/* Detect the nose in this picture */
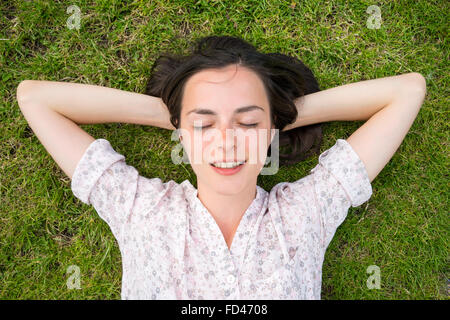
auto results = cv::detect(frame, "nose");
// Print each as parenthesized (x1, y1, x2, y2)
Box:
(217, 124, 237, 153)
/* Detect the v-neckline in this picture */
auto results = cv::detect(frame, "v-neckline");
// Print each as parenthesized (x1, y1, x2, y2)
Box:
(182, 180, 267, 271)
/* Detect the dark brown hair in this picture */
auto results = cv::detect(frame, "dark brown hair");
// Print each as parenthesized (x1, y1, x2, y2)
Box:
(145, 35, 323, 166)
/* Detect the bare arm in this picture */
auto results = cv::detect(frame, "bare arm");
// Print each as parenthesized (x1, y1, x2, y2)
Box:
(283, 72, 427, 183)
(16, 80, 175, 180)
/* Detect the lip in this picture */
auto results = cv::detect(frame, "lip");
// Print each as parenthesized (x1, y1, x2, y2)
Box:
(210, 160, 246, 164)
(210, 161, 246, 176)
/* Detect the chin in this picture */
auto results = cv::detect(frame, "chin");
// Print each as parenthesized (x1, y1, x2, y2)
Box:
(204, 176, 249, 195)
(214, 181, 247, 194)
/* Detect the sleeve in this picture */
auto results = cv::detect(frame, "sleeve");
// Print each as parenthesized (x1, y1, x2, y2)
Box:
(70, 138, 139, 244)
(309, 138, 373, 251)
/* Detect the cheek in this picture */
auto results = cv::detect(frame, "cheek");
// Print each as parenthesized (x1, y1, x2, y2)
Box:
(181, 133, 212, 167)
(244, 133, 271, 166)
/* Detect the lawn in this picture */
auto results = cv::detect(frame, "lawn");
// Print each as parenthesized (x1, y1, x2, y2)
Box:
(0, 0, 448, 299)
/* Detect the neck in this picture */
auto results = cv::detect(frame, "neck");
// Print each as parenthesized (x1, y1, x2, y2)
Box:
(196, 180, 257, 248)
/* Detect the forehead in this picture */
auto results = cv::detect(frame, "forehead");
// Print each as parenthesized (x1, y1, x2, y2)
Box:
(181, 65, 269, 116)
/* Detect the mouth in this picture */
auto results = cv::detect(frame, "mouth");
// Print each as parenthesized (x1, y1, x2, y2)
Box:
(209, 160, 246, 176)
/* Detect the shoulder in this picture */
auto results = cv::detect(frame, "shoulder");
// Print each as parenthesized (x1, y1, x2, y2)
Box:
(267, 138, 373, 224)
(70, 137, 187, 220)
(310, 138, 373, 207)
(265, 138, 373, 251)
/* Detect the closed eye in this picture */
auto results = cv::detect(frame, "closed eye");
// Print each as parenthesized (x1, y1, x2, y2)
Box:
(194, 123, 259, 130)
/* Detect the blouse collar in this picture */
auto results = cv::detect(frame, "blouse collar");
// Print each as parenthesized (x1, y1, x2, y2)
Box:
(180, 179, 269, 271)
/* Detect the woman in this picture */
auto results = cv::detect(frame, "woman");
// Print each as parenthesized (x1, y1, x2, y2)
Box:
(16, 35, 426, 299)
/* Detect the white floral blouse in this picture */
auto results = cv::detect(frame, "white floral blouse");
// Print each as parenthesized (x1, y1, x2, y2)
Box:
(71, 138, 372, 300)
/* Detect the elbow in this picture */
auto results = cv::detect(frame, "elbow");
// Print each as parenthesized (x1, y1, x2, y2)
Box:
(404, 72, 427, 97)
(394, 73, 427, 112)
(17, 80, 39, 108)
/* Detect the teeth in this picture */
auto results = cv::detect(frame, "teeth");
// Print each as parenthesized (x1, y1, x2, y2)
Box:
(212, 161, 245, 168)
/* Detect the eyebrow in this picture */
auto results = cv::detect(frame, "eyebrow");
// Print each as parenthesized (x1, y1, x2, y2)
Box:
(186, 105, 265, 116)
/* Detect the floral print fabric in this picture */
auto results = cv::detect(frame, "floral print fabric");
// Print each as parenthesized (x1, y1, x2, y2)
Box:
(71, 138, 372, 299)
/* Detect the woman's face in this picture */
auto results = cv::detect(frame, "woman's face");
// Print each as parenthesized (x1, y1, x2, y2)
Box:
(178, 64, 275, 195)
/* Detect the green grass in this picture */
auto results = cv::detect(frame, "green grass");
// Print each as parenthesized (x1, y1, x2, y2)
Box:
(0, 0, 448, 299)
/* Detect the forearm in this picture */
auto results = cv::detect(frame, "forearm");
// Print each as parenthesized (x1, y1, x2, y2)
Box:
(282, 72, 425, 131)
(17, 80, 175, 130)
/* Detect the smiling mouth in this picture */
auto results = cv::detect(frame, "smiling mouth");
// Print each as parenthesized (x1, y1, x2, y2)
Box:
(209, 160, 246, 175)
(210, 160, 246, 168)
